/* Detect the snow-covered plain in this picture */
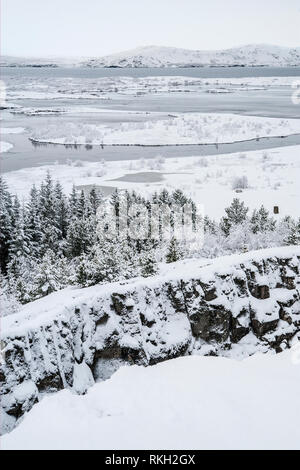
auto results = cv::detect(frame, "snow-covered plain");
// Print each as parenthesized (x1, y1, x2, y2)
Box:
(4, 145, 300, 220)
(32, 113, 300, 146)
(2, 351, 300, 450)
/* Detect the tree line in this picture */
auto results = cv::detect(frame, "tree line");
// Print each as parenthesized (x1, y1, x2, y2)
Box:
(0, 173, 299, 313)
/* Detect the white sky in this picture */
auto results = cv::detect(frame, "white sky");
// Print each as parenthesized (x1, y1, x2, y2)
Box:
(2, 0, 300, 57)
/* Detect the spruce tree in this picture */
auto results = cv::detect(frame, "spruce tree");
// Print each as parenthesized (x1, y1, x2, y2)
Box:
(166, 237, 182, 264)
(250, 205, 275, 234)
(0, 177, 14, 272)
(221, 199, 249, 236)
(140, 251, 158, 277)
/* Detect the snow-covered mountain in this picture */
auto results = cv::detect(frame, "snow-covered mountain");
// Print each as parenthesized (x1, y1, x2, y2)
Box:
(2, 44, 300, 68)
(84, 44, 300, 68)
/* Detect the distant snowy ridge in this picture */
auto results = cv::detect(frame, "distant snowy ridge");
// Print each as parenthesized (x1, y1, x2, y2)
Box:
(1, 246, 300, 434)
(2, 44, 300, 68)
(85, 44, 300, 68)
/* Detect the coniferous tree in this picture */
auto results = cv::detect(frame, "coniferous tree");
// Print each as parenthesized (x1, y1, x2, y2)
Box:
(250, 205, 275, 234)
(26, 185, 43, 257)
(284, 218, 300, 246)
(140, 251, 158, 277)
(220, 199, 249, 236)
(0, 177, 14, 272)
(166, 237, 183, 264)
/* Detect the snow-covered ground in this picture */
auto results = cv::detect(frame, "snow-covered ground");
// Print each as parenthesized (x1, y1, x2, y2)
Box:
(0, 141, 13, 153)
(2, 244, 299, 332)
(32, 113, 300, 146)
(2, 350, 300, 450)
(4, 145, 300, 220)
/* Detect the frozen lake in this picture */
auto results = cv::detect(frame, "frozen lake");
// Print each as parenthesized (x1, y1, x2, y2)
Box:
(1, 66, 300, 173)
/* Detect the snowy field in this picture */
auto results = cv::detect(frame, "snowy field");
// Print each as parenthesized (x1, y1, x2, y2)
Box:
(4, 144, 300, 220)
(2, 351, 300, 450)
(32, 113, 300, 146)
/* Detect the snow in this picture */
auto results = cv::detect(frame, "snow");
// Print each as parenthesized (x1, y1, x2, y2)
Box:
(13, 381, 38, 404)
(32, 113, 300, 146)
(0, 141, 13, 153)
(72, 362, 95, 395)
(4, 144, 300, 220)
(2, 351, 300, 450)
(1, 127, 25, 134)
(84, 44, 300, 68)
(5, 74, 298, 106)
(2, 245, 300, 338)
(2, 44, 300, 68)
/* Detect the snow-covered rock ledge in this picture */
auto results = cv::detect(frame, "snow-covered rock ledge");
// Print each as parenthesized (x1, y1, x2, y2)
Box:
(1, 246, 300, 433)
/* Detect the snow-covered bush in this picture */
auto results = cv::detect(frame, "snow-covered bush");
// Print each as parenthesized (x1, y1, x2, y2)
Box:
(231, 175, 249, 190)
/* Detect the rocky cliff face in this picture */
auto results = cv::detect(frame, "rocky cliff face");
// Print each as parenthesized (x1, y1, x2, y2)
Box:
(1, 247, 300, 433)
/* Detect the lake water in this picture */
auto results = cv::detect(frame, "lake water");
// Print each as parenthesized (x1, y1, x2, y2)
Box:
(1, 66, 300, 173)
(2, 66, 300, 79)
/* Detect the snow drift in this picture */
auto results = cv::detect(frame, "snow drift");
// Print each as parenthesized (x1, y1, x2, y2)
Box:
(2, 351, 300, 450)
(1, 246, 300, 435)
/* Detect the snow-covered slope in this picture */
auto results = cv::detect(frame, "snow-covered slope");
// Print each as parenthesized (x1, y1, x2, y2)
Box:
(84, 44, 300, 68)
(0, 56, 83, 68)
(1, 247, 300, 435)
(2, 351, 300, 450)
(2, 44, 300, 68)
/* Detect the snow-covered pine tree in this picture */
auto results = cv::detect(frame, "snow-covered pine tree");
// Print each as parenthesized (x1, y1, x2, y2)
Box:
(220, 198, 249, 236)
(284, 218, 300, 246)
(166, 237, 183, 264)
(54, 181, 69, 240)
(225, 198, 249, 225)
(74, 253, 92, 287)
(9, 197, 31, 261)
(0, 177, 14, 273)
(89, 187, 103, 215)
(33, 249, 69, 297)
(140, 251, 158, 277)
(250, 205, 276, 234)
(25, 184, 43, 258)
(38, 172, 61, 254)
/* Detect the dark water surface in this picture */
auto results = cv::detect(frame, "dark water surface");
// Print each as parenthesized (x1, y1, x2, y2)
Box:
(2, 66, 300, 79)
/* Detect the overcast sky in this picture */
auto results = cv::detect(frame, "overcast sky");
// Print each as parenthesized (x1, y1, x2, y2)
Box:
(2, 0, 300, 57)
